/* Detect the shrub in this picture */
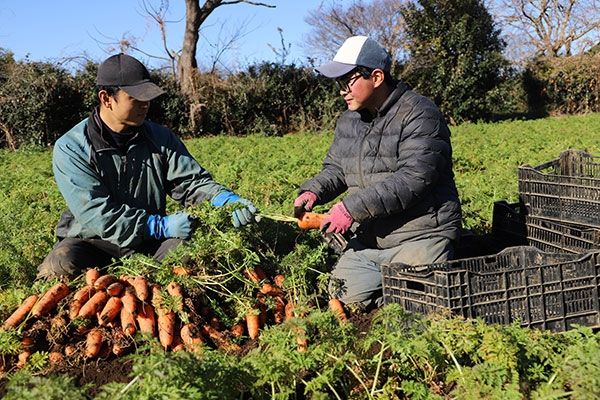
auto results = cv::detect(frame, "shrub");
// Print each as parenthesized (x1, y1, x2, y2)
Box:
(524, 54, 600, 116)
(0, 61, 84, 148)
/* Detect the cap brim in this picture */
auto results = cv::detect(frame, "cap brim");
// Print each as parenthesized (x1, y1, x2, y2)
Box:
(121, 82, 165, 101)
(316, 61, 356, 78)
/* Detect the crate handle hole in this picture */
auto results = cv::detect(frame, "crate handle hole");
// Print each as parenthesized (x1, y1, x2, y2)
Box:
(406, 280, 425, 292)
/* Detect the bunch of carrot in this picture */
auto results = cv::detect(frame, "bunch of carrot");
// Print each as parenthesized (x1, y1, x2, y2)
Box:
(1, 265, 348, 370)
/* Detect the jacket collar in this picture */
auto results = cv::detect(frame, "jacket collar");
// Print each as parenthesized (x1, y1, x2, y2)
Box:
(357, 80, 409, 122)
(86, 107, 145, 152)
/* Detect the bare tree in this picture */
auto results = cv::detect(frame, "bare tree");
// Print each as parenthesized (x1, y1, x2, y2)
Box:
(495, 0, 600, 58)
(303, 0, 407, 71)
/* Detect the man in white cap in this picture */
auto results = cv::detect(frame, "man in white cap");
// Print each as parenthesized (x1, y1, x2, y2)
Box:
(294, 36, 462, 310)
(38, 53, 257, 279)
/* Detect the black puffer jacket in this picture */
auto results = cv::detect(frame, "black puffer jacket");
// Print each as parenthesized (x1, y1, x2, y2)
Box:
(299, 81, 461, 249)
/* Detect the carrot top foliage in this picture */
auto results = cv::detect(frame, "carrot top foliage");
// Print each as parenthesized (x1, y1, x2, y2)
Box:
(0, 114, 599, 397)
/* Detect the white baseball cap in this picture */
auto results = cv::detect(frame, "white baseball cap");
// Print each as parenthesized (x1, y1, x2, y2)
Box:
(316, 36, 392, 78)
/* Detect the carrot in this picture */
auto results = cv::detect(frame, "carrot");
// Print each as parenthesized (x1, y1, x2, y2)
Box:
(166, 281, 183, 298)
(120, 307, 137, 336)
(273, 274, 285, 289)
(297, 212, 327, 230)
(157, 310, 176, 349)
(16, 351, 30, 368)
(93, 274, 117, 291)
(245, 309, 261, 340)
(172, 266, 191, 276)
(243, 266, 267, 284)
(171, 336, 185, 352)
(137, 303, 156, 336)
(85, 268, 101, 286)
(121, 290, 138, 315)
(106, 282, 125, 297)
(48, 351, 64, 365)
(273, 296, 286, 324)
(2, 294, 38, 329)
(98, 296, 122, 326)
(31, 282, 70, 317)
(21, 336, 34, 351)
(285, 300, 295, 321)
(328, 298, 347, 322)
(78, 291, 109, 319)
(200, 324, 240, 353)
(85, 328, 103, 358)
(260, 283, 283, 297)
(112, 330, 132, 357)
(69, 286, 96, 320)
(131, 276, 149, 302)
(180, 323, 203, 351)
(296, 327, 308, 352)
(230, 323, 245, 338)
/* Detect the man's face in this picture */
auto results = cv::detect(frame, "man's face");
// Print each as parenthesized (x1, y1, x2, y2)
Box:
(100, 89, 150, 132)
(336, 69, 374, 112)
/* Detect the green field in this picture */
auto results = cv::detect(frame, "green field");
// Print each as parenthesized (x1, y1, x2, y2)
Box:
(0, 114, 599, 398)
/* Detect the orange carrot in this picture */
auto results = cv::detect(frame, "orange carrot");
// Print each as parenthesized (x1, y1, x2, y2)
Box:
(245, 309, 261, 340)
(69, 286, 96, 320)
(328, 298, 347, 322)
(131, 276, 149, 302)
(230, 323, 245, 337)
(48, 351, 64, 365)
(171, 336, 185, 352)
(93, 274, 117, 291)
(78, 291, 109, 319)
(157, 310, 176, 349)
(112, 330, 131, 357)
(85, 268, 100, 286)
(98, 296, 122, 326)
(273, 274, 285, 289)
(200, 324, 240, 353)
(64, 344, 77, 357)
(85, 328, 103, 358)
(166, 281, 183, 298)
(273, 296, 286, 324)
(180, 323, 204, 351)
(121, 290, 138, 315)
(260, 283, 283, 297)
(244, 266, 267, 284)
(31, 282, 70, 317)
(172, 266, 191, 276)
(21, 336, 34, 351)
(120, 307, 137, 336)
(137, 303, 156, 336)
(297, 212, 327, 230)
(2, 294, 38, 329)
(106, 282, 124, 297)
(16, 351, 30, 368)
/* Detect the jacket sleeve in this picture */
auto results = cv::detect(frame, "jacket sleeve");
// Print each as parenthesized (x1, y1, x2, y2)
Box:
(343, 98, 451, 222)
(53, 136, 150, 248)
(298, 126, 348, 204)
(160, 129, 227, 206)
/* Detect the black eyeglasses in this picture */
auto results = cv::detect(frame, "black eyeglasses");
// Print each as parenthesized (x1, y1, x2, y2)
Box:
(335, 73, 364, 92)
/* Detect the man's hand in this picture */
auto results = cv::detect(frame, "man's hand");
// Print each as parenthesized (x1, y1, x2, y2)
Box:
(321, 201, 353, 234)
(147, 212, 195, 240)
(211, 191, 257, 228)
(293, 191, 318, 213)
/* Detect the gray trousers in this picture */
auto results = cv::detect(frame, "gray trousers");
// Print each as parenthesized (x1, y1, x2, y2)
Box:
(37, 237, 184, 280)
(328, 235, 454, 309)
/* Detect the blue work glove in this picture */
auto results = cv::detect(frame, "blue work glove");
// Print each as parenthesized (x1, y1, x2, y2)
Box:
(147, 212, 195, 240)
(211, 191, 257, 228)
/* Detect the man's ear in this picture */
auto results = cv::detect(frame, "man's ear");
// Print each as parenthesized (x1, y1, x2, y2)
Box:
(98, 90, 113, 109)
(371, 69, 386, 89)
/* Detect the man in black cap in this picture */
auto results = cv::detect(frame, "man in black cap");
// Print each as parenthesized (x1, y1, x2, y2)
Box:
(38, 53, 257, 279)
(294, 36, 462, 310)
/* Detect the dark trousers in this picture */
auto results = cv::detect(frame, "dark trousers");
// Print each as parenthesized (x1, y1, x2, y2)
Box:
(37, 237, 184, 279)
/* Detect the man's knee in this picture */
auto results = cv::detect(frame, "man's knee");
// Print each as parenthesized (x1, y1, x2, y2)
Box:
(37, 238, 113, 280)
(37, 245, 81, 279)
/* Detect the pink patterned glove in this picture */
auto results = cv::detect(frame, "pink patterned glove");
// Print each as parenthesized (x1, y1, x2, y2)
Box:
(322, 201, 354, 234)
(293, 191, 318, 211)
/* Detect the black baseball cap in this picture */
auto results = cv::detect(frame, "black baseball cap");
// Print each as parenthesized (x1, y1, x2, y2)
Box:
(96, 54, 165, 101)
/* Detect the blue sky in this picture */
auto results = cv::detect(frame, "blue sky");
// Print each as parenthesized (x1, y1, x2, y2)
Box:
(0, 0, 330, 71)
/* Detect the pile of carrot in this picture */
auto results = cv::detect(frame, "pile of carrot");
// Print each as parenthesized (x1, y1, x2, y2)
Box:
(0, 266, 348, 370)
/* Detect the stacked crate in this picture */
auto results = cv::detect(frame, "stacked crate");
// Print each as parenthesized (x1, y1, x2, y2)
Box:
(382, 149, 600, 332)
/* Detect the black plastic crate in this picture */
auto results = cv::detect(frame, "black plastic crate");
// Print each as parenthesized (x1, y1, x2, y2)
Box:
(491, 200, 600, 254)
(382, 246, 600, 332)
(518, 149, 600, 228)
